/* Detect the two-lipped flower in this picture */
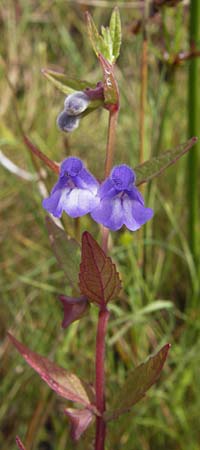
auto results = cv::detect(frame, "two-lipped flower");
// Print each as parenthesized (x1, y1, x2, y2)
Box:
(43, 157, 153, 231)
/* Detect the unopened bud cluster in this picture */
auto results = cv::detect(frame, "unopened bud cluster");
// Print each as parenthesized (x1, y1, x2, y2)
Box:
(57, 91, 90, 132)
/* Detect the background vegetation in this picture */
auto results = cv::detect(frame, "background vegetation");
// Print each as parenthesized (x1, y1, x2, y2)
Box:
(0, 1, 200, 449)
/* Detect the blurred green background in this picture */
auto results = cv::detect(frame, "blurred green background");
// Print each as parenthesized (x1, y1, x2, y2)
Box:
(0, 1, 200, 449)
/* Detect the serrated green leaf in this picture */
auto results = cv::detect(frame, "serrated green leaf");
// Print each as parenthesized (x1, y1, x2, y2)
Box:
(85, 12, 108, 60)
(101, 26, 113, 62)
(109, 7, 122, 61)
(42, 68, 95, 95)
(135, 137, 198, 186)
(105, 344, 170, 421)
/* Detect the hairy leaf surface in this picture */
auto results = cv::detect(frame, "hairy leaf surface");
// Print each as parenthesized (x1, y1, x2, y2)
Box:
(86, 9, 121, 64)
(105, 344, 170, 421)
(42, 68, 95, 95)
(85, 12, 109, 60)
(109, 7, 122, 61)
(79, 232, 121, 306)
(8, 334, 96, 411)
(135, 137, 198, 186)
(101, 26, 113, 62)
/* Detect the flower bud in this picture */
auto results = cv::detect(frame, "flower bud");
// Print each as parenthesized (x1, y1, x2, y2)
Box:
(64, 91, 90, 116)
(56, 110, 80, 132)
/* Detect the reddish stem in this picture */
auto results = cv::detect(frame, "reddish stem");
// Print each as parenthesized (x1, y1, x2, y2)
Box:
(101, 108, 119, 253)
(95, 308, 110, 450)
(97, 66, 119, 449)
(104, 109, 119, 178)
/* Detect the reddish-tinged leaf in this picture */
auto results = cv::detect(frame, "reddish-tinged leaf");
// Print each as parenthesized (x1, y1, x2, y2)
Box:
(58, 295, 90, 328)
(135, 137, 198, 186)
(23, 135, 59, 174)
(46, 216, 80, 292)
(79, 232, 121, 306)
(16, 436, 26, 450)
(105, 344, 170, 421)
(64, 408, 93, 441)
(98, 54, 119, 109)
(8, 333, 96, 412)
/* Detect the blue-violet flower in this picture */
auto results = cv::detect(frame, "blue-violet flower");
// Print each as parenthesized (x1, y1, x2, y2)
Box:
(91, 164, 153, 231)
(57, 111, 80, 132)
(64, 91, 90, 116)
(43, 157, 99, 218)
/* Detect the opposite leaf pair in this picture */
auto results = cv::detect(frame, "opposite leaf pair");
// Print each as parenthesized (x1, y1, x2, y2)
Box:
(11, 333, 170, 444)
(42, 157, 154, 231)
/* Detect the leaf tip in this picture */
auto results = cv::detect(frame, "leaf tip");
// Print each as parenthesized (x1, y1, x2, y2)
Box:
(7, 333, 23, 354)
(41, 68, 49, 79)
(165, 343, 171, 352)
(82, 230, 89, 238)
(16, 436, 26, 450)
(85, 10, 90, 21)
(81, 230, 90, 244)
(161, 343, 171, 363)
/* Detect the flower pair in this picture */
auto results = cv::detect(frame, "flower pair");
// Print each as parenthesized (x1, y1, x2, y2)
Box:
(57, 91, 90, 133)
(42, 157, 153, 231)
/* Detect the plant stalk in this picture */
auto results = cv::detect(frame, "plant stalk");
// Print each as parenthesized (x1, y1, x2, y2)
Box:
(138, 11, 148, 272)
(139, 33, 148, 167)
(104, 109, 119, 178)
(96, 91, 118, 449)
(101, 108, 119, 253)
(95, 308, 110, 450)
(188, 0, 200, 262)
